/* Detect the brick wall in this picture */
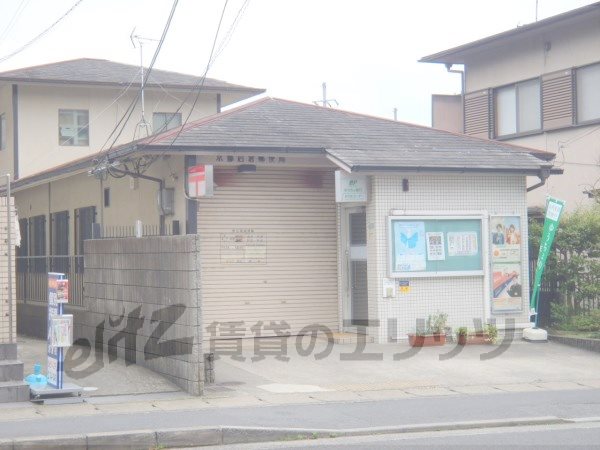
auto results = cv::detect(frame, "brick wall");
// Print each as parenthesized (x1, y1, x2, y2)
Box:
(0, 196, 16, 344)
(83, 236, 204, 395)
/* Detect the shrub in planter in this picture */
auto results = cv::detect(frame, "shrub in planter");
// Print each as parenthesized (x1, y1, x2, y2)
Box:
(456, 324, 497, 345)
(408, 312, 448, 347)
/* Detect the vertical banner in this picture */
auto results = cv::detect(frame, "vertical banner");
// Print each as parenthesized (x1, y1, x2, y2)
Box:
(490, 216, 523, 312)
(47, 273, 64, 388)
(529, 197, 565, 324)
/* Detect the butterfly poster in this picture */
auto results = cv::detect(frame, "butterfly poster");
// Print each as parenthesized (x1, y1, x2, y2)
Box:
(393, 221, 426, 271)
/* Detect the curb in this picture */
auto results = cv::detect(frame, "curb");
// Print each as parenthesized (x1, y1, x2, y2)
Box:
(0, 416, 569, 449)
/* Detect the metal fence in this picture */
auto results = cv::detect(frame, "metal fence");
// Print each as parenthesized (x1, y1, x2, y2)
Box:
(16, 255, 85, 307)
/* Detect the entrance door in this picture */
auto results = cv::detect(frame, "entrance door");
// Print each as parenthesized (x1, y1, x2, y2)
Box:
(344, 208, 368, 328)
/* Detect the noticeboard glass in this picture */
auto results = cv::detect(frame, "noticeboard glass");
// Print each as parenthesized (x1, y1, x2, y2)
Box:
(389, 216, 483, 277)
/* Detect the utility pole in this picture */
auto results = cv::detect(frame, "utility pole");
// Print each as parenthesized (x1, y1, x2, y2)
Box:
(314, 82, 338, 107)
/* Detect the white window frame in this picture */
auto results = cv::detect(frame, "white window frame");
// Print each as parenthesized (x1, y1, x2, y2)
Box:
(59, 109, 89, 146)
(152, 112, 182, 134)
(576, 62, 600, 124)
(495, 78, 541, 137)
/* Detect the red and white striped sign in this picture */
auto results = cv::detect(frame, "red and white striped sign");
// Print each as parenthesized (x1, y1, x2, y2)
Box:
(188, 164, 213, 198)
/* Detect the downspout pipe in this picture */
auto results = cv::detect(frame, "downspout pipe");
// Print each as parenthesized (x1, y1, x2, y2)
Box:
(109, 167, 166, 235)
(527, 165, 552, 192)
(445, 63, 465, 133)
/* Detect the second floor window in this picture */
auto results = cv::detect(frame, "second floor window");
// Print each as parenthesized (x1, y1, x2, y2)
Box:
(59, 109, 89, 146)
(576, 63, 600, 123)
(153, 112, 182, 134)
(495, 79, 541, 137)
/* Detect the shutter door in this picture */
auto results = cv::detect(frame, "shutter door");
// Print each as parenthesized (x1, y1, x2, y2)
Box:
(464, 90, 490, 139)
(542, 69, 574, 130)
(198, 168, 339, 339)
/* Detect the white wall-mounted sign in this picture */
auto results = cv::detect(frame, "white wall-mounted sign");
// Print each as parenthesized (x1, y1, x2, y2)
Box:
(188, 164, 214, 198)
(335, 171, 368, 203)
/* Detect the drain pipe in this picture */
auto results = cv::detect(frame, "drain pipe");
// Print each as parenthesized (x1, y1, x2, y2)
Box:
(445, 63, 465, 132)
(527, 165, 552, 192)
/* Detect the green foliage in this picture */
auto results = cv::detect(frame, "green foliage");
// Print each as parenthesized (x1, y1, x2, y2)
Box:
(484, 323, 498, 344)
(456, 327, 468, 336)
(530, 205, 600, 314)
(426, 312, 448, 334)
(550, 302, 571, 329)
(570, 310, 600, 332)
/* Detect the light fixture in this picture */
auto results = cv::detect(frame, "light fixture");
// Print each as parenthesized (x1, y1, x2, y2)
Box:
(238, 164, 257, 174)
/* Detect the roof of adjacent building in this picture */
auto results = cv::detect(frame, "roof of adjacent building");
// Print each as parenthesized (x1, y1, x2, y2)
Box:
(12, 97, 559, 190)
(420, 2, 600, 64)
(0, 58, 265, 94)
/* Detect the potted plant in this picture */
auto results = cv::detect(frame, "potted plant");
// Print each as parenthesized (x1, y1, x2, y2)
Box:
(456, 323, 498, 345)
(408, 312, 448, 347)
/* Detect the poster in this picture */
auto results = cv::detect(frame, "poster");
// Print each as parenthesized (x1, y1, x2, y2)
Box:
(426, 232, 445, 261)
(447, 232, 478, 256)
(49, 315, 73, 348)
(393, 221, 426, 272)
(492, 262, 522, 311)
(491, 216, 521, 262)
(220, 229, 267, 264)
(398, 280, 410, 294)
(382, 278, 396, 298)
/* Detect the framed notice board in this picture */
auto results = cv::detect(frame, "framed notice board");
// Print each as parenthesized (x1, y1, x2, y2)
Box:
(388, 216, 483, 278)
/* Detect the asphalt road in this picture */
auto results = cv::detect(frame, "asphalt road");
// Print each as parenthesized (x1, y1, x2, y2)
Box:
(217, 421, 600, 449)
(2, 388, 600, 439)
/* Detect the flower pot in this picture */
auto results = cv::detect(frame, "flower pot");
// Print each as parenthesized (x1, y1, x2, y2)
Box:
(457, 333, 491, 345)
(408, 333, 446, 347)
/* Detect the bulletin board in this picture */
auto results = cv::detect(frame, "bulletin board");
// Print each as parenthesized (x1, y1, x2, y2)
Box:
(388, 216, 483, 278)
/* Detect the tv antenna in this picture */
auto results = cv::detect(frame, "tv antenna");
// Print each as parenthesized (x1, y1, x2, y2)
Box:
(313, 82, 338, 107)
(130, 28, 159, 137)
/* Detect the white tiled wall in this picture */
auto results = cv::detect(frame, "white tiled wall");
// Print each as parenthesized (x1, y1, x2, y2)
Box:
(366, 173, 531, 343)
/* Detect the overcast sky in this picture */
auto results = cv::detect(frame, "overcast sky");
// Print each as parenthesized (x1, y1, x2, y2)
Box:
(0, 0, 595, 125)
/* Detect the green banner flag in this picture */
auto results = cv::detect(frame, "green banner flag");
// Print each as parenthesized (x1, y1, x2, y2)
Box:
(530, 196, 565, 324)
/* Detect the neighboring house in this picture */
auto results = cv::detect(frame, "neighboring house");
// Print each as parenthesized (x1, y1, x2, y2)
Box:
(421, 2, 600, 212)
(12, 96, 560, 343)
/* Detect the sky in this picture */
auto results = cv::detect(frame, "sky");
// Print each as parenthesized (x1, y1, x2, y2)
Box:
(0, 0, 596, 126)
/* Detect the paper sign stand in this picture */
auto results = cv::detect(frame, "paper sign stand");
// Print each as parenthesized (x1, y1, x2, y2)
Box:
(30, 272, 83, 404)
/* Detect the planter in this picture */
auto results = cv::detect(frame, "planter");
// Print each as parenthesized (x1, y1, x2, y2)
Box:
(408, 333, 446, 347)
(457, 333, 492, 345)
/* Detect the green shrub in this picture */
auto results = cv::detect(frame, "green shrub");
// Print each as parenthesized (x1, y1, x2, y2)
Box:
(570, 310, 600, 332)
(550, 303, 571, 329)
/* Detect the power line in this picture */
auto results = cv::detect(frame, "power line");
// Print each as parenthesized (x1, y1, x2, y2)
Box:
(0, 0, 31, 44)
(0, 0, 86, 64)
(94, 0, 179, 163)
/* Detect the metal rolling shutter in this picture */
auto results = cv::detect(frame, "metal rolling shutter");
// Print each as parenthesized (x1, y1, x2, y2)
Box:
(198, 167, 339, 339)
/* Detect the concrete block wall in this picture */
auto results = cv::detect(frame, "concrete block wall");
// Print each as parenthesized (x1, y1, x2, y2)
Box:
(0, 196, 16, 344)
(83, 235, 204, 395)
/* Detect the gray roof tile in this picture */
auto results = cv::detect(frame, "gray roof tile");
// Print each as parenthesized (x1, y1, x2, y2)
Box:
(0, 58, 264, 93)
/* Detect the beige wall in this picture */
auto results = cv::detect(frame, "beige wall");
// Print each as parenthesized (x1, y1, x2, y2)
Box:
(0, 84, 14, 178)
(431, 94, 463, 133)
(460, 16, 600, 211)
(14, 155, 188, 255)
(465, 16, 600, 92)
(16, 84, 217, 178)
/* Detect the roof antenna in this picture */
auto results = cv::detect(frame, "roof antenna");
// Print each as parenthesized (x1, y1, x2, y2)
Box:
(313, 82, 338, 107)
(130, 28, 159, 138)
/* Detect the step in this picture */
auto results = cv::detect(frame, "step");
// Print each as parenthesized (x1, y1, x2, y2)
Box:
(0, 381, 30, 403)
(0, 343, 17, 360)
(0, 360, 24, 382)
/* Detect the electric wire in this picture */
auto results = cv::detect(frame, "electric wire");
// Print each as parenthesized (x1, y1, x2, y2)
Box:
(0, 0, 31, 45)
(0, 0, 85, 64)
